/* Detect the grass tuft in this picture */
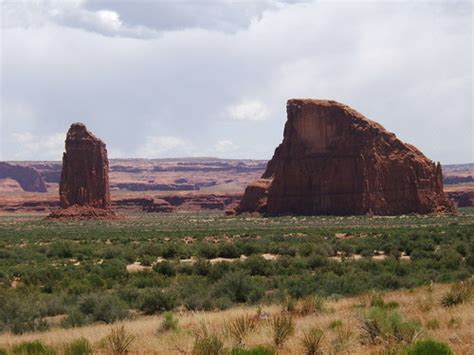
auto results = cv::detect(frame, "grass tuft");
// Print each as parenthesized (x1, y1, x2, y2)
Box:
(63, 337, 93, 355)
(226, 314, 259, 347)
(193, 322, 225, 355)
(300, 327, 324, 355)
(440, 280, 473, 307)
(105, 325, 135, 355)
(270, 313, 295, 348)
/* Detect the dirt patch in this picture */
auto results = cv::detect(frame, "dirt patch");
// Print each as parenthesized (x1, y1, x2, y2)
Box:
(126, 262, 152, 273)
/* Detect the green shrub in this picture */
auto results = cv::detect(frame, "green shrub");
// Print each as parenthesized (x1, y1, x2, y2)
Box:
(139, 288, 176, 314)
(74, 294, 128, 325)
(230, 346, 276, 355)
(159, 312, 178, 332)
(226, 314, 258, 347)
(63, 337, 93, 355)
(12, 340, 56, 355)
(106, 326, 135, 355)
(300, 327, 324, 355)
(0, 348, 6, 355)
(271, 313, 295, 348)
(62, 308, 87, 328)
(406, 339, 454, 355)
(441, 281, 473, 307)
(192, 322, 225, 355)
(153, 261, 176, 277)
(212, 271, 264, 304)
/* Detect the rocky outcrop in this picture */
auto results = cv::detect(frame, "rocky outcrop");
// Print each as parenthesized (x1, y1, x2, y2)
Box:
(49, 123, 118, 219)
(0, 162, 47, 192)
(114, 182, 198, 191)
(238, 99, 455, 216)
(59, 123, 110, 209)
(237, 179, 271, 214)
(447, 191, 474, 208)
(143, 199, 175, 213)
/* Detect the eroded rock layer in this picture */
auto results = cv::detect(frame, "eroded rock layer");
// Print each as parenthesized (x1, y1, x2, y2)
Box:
(238, 99, 454, 216)
(59, 123, 110, 209)
(0, 162, 47, 192)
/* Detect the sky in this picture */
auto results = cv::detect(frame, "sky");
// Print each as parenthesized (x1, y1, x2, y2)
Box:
(0, 0, 472, 163)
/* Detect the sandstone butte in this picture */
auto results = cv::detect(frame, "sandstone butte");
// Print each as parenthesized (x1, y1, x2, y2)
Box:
(48, 123, 119, 220)
(237, 99, 455, 216)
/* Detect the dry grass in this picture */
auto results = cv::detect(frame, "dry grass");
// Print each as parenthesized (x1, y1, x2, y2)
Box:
(0, 283, 472, 354)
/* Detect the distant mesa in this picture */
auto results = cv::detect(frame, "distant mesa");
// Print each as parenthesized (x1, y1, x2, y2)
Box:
(237, 99, 455, 216)
(0, 162, 47, 192)
(48, 123, 119, 220)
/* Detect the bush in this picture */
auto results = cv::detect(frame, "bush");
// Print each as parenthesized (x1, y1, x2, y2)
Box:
(441, 281, 473, 307)
(244, 256, 272, 276)
(212, 271, 263, 304)
(406, 339, 454, 355)
(300, 327, 324, 355)
(74, 294, 128, 325)
(106, 326, 135, 355)
(153, 261, 176, 277)
(139, 288, 176, 314)
(192, 323, 225, 355)
(271, 313, 295, 348)
(159, 312, 178, 332)
(64, 337, 93, 355)
(12, 340, 56, 355)
(230, 346, 276, 355)
(226, 314, 258, 347)
(62, 308, 87, 328)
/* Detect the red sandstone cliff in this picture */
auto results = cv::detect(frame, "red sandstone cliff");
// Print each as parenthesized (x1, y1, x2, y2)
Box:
(59, 123, 110, 209)
(238, 99, 455, 216)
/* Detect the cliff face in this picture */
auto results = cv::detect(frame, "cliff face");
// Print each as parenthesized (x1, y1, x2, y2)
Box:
(238, 99, 454, 216)
(59, 123, 110, 209)
(0, 162, 47, 192)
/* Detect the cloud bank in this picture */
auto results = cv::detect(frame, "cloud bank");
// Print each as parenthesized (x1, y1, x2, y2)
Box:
(1, 0, 472, 163)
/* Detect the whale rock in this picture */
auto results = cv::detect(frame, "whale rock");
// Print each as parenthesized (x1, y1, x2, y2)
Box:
(237, 99, 454, 216)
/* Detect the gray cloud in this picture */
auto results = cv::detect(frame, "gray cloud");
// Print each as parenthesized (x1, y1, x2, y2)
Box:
(82, 0, 282, 34)
(1, 1, 472, 163)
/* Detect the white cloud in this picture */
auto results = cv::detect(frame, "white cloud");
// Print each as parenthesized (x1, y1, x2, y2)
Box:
(96, 10, 122, 31)
(1, 1, 472, 163)
(227, 100, 270, 121)
(213, 140, 239, 154)
(11, 132, 64, 160)
(136, 136, 196, 158)
(11, 132, 35, 144)
(1, 0, 158, 38)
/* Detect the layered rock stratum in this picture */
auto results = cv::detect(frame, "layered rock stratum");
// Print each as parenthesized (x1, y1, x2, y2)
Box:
(0, 162, 47, 192)
(49, 123, 118, 219)
(237, 99, 455, 216)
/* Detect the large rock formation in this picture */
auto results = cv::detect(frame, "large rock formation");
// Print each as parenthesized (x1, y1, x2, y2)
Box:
(0, 162, 47, 192)
(237, 99, 454, 216)
(49, 123, 118, 219)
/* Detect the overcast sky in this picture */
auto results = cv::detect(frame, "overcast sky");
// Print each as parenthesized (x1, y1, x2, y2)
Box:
(1, 0, 472, 163)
